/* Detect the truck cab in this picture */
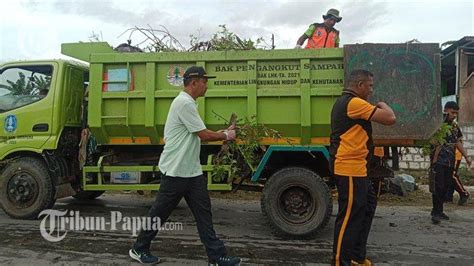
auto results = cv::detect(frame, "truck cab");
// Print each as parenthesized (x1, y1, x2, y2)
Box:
(0, 60, 88, 219)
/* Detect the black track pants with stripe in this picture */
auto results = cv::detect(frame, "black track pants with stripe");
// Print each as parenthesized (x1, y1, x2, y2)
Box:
(333, 175, 377, 266)
(432, 164, 454, 215)
(445, 160, 470, 200)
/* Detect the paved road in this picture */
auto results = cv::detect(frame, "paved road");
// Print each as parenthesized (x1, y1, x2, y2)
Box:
(0, 193, 473, 265)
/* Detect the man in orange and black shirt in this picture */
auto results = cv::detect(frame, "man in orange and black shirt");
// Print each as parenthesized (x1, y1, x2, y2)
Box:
(430, 101, 472, 224)
(330, 70, 396, 266)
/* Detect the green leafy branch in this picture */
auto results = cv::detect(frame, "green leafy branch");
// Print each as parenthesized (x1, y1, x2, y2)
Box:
(211, 112, 291, 183)
(421, 123, 453, 156)
(189, 24, 269, 51)
(113, 24, 270, 53)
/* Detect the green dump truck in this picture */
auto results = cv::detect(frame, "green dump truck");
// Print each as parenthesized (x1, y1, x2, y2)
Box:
(0, 42, 441, 238)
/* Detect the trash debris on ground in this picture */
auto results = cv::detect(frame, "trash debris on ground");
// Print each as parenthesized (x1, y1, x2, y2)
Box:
(388, 174, 417, 197)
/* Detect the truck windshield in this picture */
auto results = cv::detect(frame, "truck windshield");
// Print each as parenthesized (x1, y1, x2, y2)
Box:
(0, 65, 53, 113)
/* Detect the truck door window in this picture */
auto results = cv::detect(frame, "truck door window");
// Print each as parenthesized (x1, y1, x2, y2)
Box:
(0, 65, 52, 113)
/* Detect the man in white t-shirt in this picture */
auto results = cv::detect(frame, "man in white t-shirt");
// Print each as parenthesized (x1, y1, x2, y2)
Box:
(130, 66, 241, 266)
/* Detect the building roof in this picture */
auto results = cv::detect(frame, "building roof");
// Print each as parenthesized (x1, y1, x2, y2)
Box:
(441, 36, 474, 56)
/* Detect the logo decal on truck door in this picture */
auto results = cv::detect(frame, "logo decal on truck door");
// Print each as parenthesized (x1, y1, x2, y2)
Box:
(4, 115, 17, 133)
(167, 66, 185, 87)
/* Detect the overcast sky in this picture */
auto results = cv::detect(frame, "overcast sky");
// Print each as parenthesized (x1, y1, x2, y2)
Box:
(0, 0, 473, 63)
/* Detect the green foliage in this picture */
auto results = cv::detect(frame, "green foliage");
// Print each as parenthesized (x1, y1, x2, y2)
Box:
(190, 25, 266, 51)
(212, 24, 264, 50)
(212, 114, 291, 183)
(110, 24, 270, 52)
(212, 151, 239, 183)
(421, 123, 453, 156)
(0, 73, 51, 96)
(30, 75, 51, 94)
(0, 72, 31, 95)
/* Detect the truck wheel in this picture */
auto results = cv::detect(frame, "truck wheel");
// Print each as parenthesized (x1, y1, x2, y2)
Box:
(261, 167, 332, 239)
(73, 190, 104, 200)
(0, 157, 54, 219)
(46, 186, 56, 209)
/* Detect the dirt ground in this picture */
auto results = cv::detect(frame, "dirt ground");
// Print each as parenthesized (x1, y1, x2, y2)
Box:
(0, 187, 473, 265)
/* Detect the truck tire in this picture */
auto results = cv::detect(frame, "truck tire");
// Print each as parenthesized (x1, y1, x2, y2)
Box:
(46, 186, 56, 209)
(73, 190, 104, 200)
(0, 157, 54, 219)
(261, 167, 332, 239)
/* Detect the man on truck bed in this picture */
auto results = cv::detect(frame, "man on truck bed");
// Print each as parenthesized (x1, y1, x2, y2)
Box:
(330, 69, 396, 266)
(295, 8, 341, 49)
(130, 66, 241, 266)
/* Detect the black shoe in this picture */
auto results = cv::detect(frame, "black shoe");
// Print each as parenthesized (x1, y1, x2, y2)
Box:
(431, 215, 441, 224)
(439, 213, 450, 220)
(129, 248, 160, 264)
(458, 194, 469, 206)
(209, 255, 241, 266)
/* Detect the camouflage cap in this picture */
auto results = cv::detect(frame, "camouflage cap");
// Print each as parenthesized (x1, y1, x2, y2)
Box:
(323, 8, 342, 22)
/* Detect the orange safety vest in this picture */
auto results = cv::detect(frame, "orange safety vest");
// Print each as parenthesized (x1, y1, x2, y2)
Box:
(305, 23, 339, 49)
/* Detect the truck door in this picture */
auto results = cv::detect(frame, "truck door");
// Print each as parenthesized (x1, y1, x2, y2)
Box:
(0, 64, 56, 158)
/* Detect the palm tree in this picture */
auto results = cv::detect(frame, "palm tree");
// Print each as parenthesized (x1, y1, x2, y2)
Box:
(0, 72, 51, 96)
(0, 72, 32, 95)
(30, 75, 51, 95)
